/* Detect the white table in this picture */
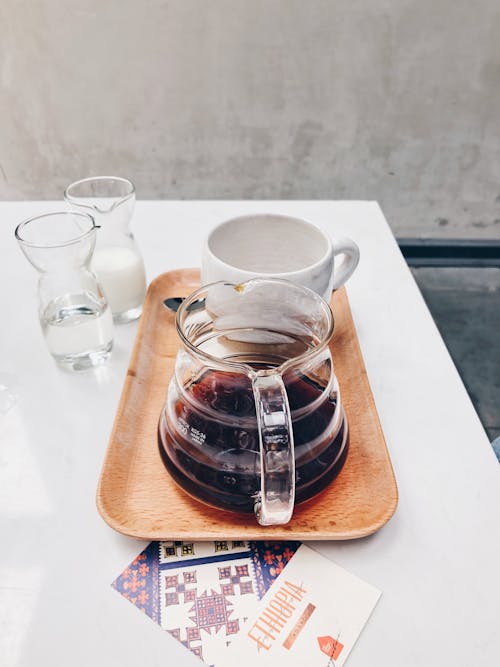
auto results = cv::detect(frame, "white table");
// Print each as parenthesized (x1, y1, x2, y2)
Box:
(1, 201, 499, 666)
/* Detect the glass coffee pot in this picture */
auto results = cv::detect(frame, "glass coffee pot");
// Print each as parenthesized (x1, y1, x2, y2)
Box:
(159, 278, 348, 526)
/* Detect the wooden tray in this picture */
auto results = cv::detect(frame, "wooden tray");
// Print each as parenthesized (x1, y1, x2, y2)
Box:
(97, 269, 398, 540)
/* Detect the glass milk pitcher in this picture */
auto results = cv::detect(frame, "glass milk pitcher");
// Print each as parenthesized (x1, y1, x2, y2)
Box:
(64, 177, 147, 323)
(159, 279, 348, 526)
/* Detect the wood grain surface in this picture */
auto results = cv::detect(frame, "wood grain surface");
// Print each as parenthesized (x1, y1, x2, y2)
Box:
(96, 269, 398, 540)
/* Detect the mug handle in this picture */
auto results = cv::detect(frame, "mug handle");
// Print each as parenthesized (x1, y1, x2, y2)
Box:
(331, 237, 360, 290)
(252, 373, 295, 526)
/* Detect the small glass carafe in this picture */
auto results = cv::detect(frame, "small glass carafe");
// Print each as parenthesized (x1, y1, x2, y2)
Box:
(15, 211, 113, 371)
(64, 176, 147, 323)
(159, 278, 348, 526)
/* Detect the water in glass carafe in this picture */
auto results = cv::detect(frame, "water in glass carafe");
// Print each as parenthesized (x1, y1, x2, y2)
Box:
(15, 211, 113, 371)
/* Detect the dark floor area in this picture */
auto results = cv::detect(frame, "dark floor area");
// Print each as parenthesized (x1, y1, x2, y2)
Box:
(411, 267, 500, 442)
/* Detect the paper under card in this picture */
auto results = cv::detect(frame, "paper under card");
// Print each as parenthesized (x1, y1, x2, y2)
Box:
(112, 539, 300, 666)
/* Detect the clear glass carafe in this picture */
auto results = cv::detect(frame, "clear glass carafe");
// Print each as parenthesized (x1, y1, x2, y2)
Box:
(159, 278, 348, 526)
(15, 212, 113, 371)
(64, 176, 147, 323)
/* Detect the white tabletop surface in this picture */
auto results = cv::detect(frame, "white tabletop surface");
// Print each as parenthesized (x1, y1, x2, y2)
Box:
(1, 201, 499, 666)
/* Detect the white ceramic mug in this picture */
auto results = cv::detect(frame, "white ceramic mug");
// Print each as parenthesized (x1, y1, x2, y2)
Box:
(201, 214, 360, 300)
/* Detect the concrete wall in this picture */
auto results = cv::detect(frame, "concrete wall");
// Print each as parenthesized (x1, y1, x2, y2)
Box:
(1, 0, 499, 237)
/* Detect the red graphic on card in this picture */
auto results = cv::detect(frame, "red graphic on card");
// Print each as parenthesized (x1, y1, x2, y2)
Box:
(318, 635, 344, 660)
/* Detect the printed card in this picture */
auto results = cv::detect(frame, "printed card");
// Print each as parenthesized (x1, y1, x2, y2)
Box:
(216, 544, 381, 667)
(112, 540, 300, 666)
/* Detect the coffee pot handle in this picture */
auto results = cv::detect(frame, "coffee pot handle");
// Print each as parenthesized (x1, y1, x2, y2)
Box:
(251, 374, 295, 526)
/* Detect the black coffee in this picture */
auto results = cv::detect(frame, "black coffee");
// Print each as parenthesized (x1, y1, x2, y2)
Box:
(159, 368, 348, 512)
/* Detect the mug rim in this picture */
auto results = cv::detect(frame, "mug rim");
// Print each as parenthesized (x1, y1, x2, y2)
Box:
(204, 213, 333, 278)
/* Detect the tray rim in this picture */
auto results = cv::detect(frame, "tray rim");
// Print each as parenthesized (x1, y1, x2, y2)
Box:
(96, 268, 398, 541)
